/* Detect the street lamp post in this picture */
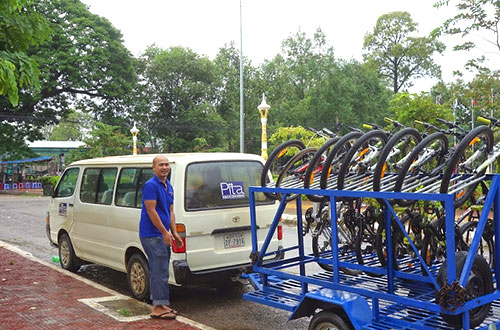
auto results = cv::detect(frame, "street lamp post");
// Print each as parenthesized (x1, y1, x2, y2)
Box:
(130, 122, 139, 155)
(258, 94, 270, 160)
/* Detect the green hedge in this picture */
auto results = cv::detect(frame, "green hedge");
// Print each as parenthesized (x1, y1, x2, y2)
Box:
(40, 176, 60, 196)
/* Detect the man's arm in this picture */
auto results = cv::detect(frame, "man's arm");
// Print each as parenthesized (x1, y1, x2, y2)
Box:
(170, 204, 183, 247)
(144, 199, 173, 246)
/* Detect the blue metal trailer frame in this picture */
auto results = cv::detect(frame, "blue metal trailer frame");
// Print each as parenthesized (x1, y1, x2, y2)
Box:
(243, 175, 500, 330)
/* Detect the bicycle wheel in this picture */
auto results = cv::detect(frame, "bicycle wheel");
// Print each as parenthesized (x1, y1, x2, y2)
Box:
(303, 137, 340, 202)
(419, 216, 466, 275)
(393, 132, 448, 207)
(312, 207, 361, 275)
(319, 131, 363, 190)
(261, 139, 305, 200)
(337, 130, 388, 191)
(275, 147, 317, 202)
(354, 205, 384, 277)
(373, 128, 422, 192)
(459, 220, 494, 269)
(374, 213, 410, 272)
(440, 125, 493, 208)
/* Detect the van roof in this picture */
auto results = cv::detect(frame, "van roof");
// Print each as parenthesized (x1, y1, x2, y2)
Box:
(69, 152, 264, 166)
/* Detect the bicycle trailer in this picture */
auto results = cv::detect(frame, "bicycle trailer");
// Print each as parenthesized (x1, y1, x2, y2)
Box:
(243, 175, 500, 330)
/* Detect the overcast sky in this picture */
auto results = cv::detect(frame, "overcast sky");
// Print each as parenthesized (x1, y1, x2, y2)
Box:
(82, 0, 494, 93)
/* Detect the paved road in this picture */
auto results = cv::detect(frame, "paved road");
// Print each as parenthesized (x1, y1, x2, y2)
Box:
(0, 194, 312, 330)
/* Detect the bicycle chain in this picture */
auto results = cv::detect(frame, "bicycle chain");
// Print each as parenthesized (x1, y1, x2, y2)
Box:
(436, 280, 467, 311)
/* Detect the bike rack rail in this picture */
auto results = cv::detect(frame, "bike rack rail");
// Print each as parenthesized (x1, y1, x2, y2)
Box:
(245, 174, 500, 330)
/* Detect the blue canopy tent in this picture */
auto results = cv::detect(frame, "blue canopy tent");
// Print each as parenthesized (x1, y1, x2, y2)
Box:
(0, 156, 53, 165)
(0, 156, 53, 187)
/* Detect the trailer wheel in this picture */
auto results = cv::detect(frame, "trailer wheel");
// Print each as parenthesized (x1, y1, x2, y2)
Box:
(437, 251, 493, 329)
(308, 311, 351, 330)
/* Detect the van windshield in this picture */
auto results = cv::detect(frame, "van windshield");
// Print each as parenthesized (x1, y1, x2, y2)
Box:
(185, 161, 273, 211)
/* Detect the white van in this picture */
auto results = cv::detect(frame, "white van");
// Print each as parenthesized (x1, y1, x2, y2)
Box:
(46, 153, 283, 300)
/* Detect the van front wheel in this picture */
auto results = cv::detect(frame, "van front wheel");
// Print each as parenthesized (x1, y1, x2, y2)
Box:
(58, 233, 80, 272)
(127, 253, 150, 301)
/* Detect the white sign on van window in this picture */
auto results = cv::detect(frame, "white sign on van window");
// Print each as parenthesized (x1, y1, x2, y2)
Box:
(220, 181, 245, 200)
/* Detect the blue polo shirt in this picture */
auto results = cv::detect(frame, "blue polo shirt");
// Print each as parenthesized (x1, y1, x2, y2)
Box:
(139, 175, 174, 238)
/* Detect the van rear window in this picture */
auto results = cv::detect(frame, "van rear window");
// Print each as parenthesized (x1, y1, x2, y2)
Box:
(185, 161, 272, 211)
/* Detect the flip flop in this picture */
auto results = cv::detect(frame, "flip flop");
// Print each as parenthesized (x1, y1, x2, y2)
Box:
(162, 306, 178, 314)
(150, 311, 176, 320)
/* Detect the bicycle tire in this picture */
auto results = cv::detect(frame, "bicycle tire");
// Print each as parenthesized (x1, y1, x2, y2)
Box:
(303, 137, 340, 202)
(337, 130, 388, 191)
(374, 214, 410, 272)
(354, 205, 384, 277)
(311, 209, 361, 275)
(439, 125, 493, 208)
(459, 220, 495, 269)
(419, 216, 466, 275)
(373, 128, 422, 192)
(319, 131, 363, 190)
(261, 139, 305, 200)
(393, 132, 448, 207)
(275, 147, 318, 202)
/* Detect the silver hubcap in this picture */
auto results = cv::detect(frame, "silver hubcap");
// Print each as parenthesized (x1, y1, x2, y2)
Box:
(315, 322, 339, 330)
(60, 240, 70, 266)
(130, 262, 145, 294)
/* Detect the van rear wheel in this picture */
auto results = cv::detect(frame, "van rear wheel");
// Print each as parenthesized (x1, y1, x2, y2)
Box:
(127, 253, 150, 301)
(58, 233, 80, 272)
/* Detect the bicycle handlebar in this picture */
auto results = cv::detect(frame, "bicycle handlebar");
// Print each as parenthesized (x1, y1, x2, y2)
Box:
(362, 124, 373, 130)
(321, 127, 336, 137)
(477, 116, 500, 127)
(436, 118, 453, 128)
(384, 117, 404, 129)
(414, 120, 441, 132)
(477, 116, 491, 125)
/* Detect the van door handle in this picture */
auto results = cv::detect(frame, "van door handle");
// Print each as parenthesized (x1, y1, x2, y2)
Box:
(69, 204, 74, 207)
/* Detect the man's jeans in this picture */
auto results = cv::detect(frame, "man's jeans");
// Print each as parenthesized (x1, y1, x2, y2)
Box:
(140, 236, 171, 306)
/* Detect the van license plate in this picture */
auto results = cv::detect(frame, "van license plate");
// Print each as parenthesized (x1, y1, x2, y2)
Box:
(224, 233, 245, 249)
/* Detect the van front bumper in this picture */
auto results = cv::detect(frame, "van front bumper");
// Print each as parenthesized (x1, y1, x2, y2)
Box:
(173, 246, 284, 285)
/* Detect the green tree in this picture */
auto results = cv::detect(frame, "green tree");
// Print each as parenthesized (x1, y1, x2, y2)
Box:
(0, 0, 50, 106)
(135, 45, 226, 153)
(49, 109, 92, 141)
(261, 29, 336, 126)
(363, 11, 446, 93)
(388, 92, 453, 127)
(66, 122, 130, 163)
(260, 29, 389, 139)
(213, 42, 257, 152)
(0, 0, 136, 160)
(435, 0, 500, 53)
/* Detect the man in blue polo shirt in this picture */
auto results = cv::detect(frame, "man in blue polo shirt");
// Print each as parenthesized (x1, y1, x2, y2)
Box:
(140, 155, 182, 320)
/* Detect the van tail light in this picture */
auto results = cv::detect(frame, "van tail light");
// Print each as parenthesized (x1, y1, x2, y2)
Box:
(277, 223, 283, 240)
(46, 212, 50, 224)
(172, 224, 186, 253)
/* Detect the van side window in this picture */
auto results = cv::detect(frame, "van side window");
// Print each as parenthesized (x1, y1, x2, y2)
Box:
(80, 168, 117, 204)
(80, 169, 99, 203)
(54, 168, 79, 198)
(116, 168, 138, 207)
(97, 168, 117, 205)
(116, 168, 155, 208)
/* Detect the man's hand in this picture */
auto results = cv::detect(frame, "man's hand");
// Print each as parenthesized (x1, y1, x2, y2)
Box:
(173, 232, 183, 248)
(162, 231, 173, 246)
